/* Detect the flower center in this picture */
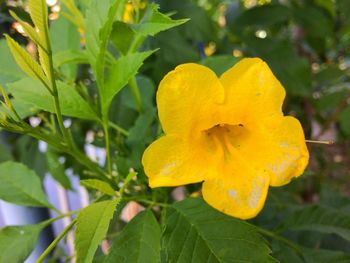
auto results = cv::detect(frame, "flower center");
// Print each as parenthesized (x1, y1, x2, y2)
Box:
(204, 123, 247, 160)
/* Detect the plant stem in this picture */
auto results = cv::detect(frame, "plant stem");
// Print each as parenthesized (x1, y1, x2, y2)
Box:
(103, 120, 112, 176)
(25, 127, 110, 181)
(41, 210, 78, 227)
(108, 121, 129, 136)
(118, 171, 136, 195)
(135, 199, 169, 208)
(35, 220, 76, 263)
(52, 92, 71, 143)
(128, 77, 143, 113)
(126, 31, 145, 113)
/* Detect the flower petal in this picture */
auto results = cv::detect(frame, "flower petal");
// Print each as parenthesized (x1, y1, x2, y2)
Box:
(219, 58, 286, 125)
(142, 135, 210, 188)
(257, 116, 309, 186)
(225, 116, 309, 187)
(157, 63, 225, 137)
(202, 162, 270, 219)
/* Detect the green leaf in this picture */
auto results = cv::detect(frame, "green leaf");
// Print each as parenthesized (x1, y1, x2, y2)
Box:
(131, 3, 188, 36)
(5, 35, 48, 86)
(122, 75, 156, 111)
(303, 247, 350, 263)
(50, 12, 81, 80)
(80, 179, 115, 196)
(102, 51, 154, 115)
(46, 147, 72, 189)
(111, 21, 135, 55)
(0, 161, 51, 208)
(339, 105, 350, 136)
(315, 0, 336, 17)
(163, 198, 277, 263)
(293, 6, 333, 39)
(281, 205, 350, 241)
(105, 210, 161, 263)
(127, 108, 156, 169)
(84, 0, 115, 65)
(96, 0, 128, 84)
(28, 0, 51, 76)
(53, 50, 89, 68)
(75, 199, 120, 263)
(28, 0, 49, 48)
(231, 4, 290, 36)
(9, 11, 44, 50)
(0, 40, 26, 85)
(8, 78, 98, 120)
(246, 37, 311, 96)
(0, 224, 44, 263)
(199, 55, 240, 76)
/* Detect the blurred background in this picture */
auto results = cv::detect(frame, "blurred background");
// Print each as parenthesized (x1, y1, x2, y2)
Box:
(0, 0, 349, 262)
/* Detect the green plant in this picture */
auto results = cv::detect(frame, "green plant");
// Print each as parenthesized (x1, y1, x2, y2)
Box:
(0, 0, 349, 262)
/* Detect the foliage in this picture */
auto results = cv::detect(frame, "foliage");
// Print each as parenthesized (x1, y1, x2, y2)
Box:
(0, 0, 349, 262)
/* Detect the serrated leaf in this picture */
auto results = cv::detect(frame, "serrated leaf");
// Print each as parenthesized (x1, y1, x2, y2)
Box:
(105, 210, 161, 263)
(53, 50, 89, 68)
(46, 148, 72, 189)
(111, 21, 135, 55)
(5, 35, 48, 86)
(281, 205, 350, 241)
(80, 179, 115, 196)
(102, 50, 154, 115)
(75, 199, 120, 263)
(8, 78, 98, 120)
(0, 161, 51, 208)
(38, 46, 51, 77)
(85, 0, 115, 65)
(0, 40, 26, 85)
(50, 12, 81, 80)
(0, 224, 44, 263)
(96, 0, 128, 84)
(28, 0, 51, 77)
(9, 11, 44, 51)
(131, 3, 188, 36)
(28, 0, 49, 49)
(163, 198, 277, 263)
(0, 98, 37, 119)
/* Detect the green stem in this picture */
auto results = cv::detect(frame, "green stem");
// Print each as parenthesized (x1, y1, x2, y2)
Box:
(108, 121, 129, 136)
(26, 127, 109, 181)
(118, 171, 136, 195)
(126, 31, 145, 114)
(36, 220, 76, 263)
(133, 198, 169, 208)
(128, 34, 145, 54)
(52, 92, 71, 144)
(70, 145, 112, 182)
(40, 210, 78, 227)
(103, 120, 112, 176)
(128, 77, 143, 113)
(50, 206, 63, 216)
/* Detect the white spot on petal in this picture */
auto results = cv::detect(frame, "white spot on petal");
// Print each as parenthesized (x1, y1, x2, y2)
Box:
(228, 189, 237, 199)
(248, 177, 264, 209)
(160, 162, 177, 176)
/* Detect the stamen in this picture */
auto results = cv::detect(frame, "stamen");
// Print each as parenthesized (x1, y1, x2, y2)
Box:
(305, 139, 334, 145)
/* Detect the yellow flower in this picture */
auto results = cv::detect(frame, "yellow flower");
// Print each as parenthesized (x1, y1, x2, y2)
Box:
(142, 58, 309, 219)
(123, 2, 134, 23)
